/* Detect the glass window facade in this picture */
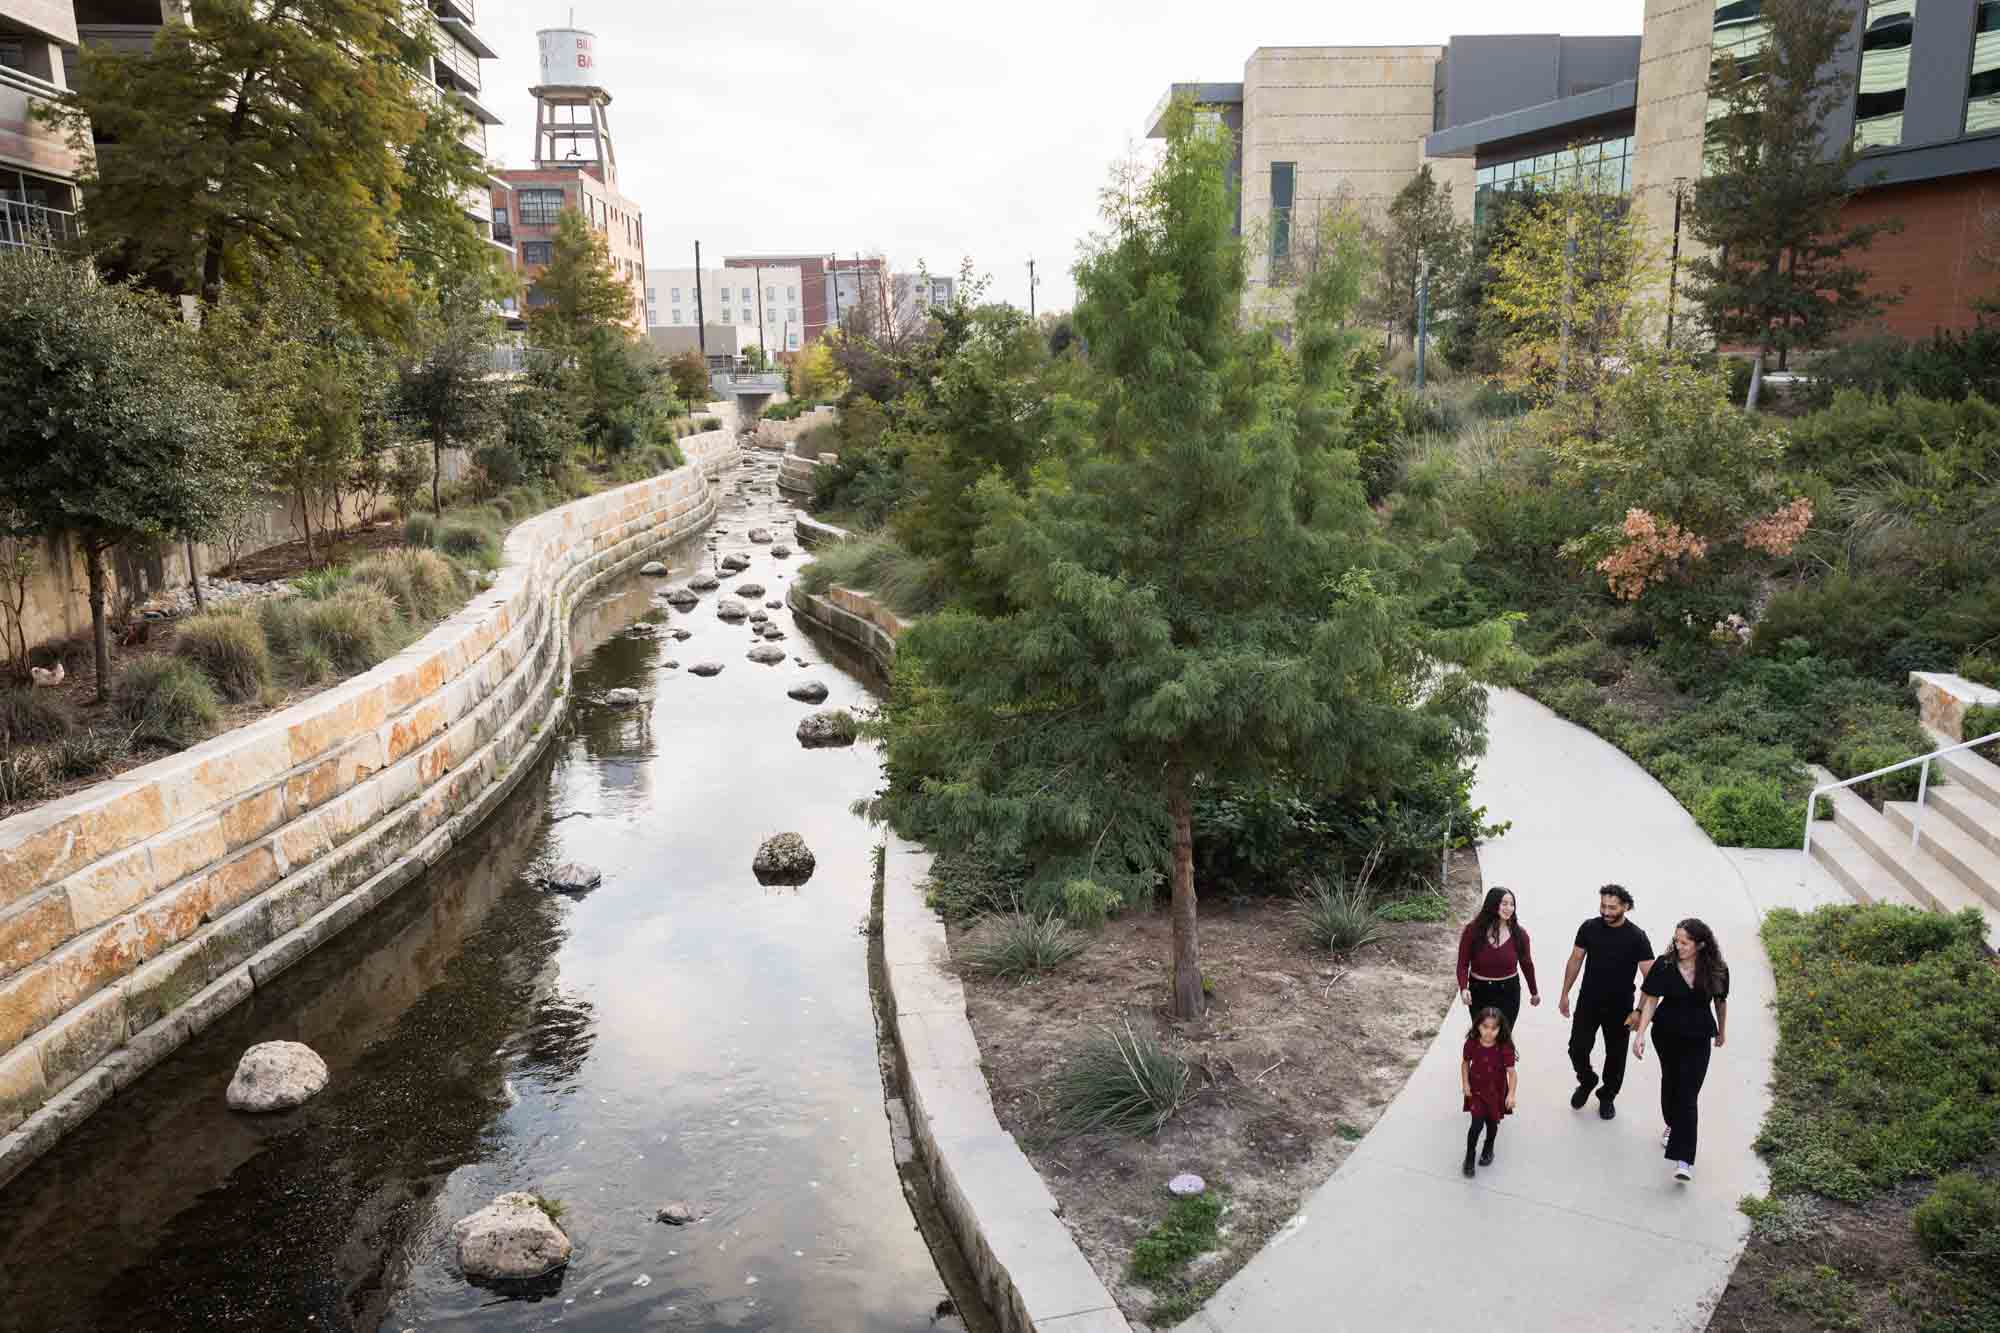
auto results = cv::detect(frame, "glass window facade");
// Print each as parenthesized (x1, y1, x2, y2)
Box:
(1473, 135, 1635, 226)
(1855, 1, 1918, 150)
(1971, 2, 2000, 135)
(1269, 161, 1295, 262)
(520, 241, 553, 266)
(517, 188, 564, 226)
(1707, 0, 1768, 139)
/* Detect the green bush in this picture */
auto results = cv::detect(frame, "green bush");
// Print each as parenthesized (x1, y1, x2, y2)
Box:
(1377, 891, 1451, 923)
(172, 611, 272, 703)
(350, 548, 467, 623)
(796, 534, 951, 617)
(697, 416, 722, 432)
(111, 657, 221, 748)
(1796, 328, 2000, 410)
(1913, 1173, 2000, 1267)
(0, 688, 71, 746)
(263, 585, 405, 677)
(1693, 779, 1801, 849)
(922, 846, 1027, 922)
(1965, 704, 2000, 751)
(1051, 1023, 1192, 1137)
(959, 912, 1087, 978)
(1131, 1191, 1224, 1282)
(435, 519, 500, 567)
(1295, 876, 1383, 953)
(403, 512, 438, 547)
(1756, 905, 2000, 1201)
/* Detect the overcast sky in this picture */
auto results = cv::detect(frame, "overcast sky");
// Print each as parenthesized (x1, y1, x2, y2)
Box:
(477, 0, 1644, 314)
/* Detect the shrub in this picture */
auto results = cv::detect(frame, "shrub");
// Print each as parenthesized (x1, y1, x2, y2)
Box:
(1296, 876, 1384, 952)
(172, 611, 272, 702)
(1913, 1173, 2000, 1266)
(403, 512, 438, 548)
(111, 657, 221, 748)
(263, 585, 404, 677)
(959, 912, 1087, 979)
(1798, 327, 2000, 409)
(1693, 778, 1802, 849)
(1130, 1191, 1224, 1282)
(697, 416, 722, 432)
(1051, 1022, 1192, 1137)
(0, 688, 71, 746)
(1377, 891, 1451, 923)
(1061, 877, 1122, 927)
(922, 846, 1026, 922)
(474, 440, 524, 492)
(1965, 703, 2000, 752)
(796, 535, 951, 617)
(350, 548, 467, 623)
(290, 565, 349, 601)
(436, 519, 500, 567)
(1833, 903, 1969, 966)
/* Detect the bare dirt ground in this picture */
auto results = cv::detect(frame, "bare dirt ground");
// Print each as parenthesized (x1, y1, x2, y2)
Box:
(949, 849, 1482, 1328)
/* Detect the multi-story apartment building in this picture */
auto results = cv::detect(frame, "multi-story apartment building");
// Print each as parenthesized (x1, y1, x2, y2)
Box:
(892, 270, 956, 331)
(721, 252, 850, 347)
(645, 264, 805, 356)
(1155, 2, 2000, 338)
(422, 0, 504, 253)
(0, 0, 88, 251)
(495, 27, 646, 330)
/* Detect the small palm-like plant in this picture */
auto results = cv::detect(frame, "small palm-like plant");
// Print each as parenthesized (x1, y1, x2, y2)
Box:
(959, 911, 1086, 979)
(1297, 850, 1386, 954)
(1051, 1021, 1192, 1137)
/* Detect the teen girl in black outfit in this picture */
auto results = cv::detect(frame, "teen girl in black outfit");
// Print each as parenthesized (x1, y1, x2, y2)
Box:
(1632, 917, 1729, 1182)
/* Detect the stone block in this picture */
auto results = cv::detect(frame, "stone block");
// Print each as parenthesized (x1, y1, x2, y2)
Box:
(0, 891, 74, 983)
(192, 844, 281, 925)
(275, 809, 331, 873)
(29, 984, 125, 1095)
(1912, 672, 2000, 743)
(0, 1065, 114, 1192)
(59, 842, 155, 932)
(145, 814, 228, 892)
(383, 699, 447, 764)
(122, 935, 216, 1032)
(0, 915, 143, 1050)
(0, 779, 167, 911)
(218, 784, 287, 851)
(101, 1010, 190, 1092)
(165, 725, 292, 827)
(201, 896, 276, 982)
(178, 969, 253, 1036)
(0, 1040, 47, 1136)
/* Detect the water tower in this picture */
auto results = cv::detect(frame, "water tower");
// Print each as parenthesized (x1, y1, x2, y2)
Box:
(530, 27, 618, 186)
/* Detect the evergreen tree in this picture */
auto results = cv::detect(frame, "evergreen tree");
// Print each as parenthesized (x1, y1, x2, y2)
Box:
(528, 208, 635, 346)
(869, 102, 1511, 1018)
(399, 287, 502, 513)
(45, 0, 488, 335)
(1371, 166, 1470, 350)
(1686, 0, 1901, 394)
(0, 250, 245, 696)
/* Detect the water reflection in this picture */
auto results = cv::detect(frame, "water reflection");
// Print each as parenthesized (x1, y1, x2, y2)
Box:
(0, 458, 961, 1333)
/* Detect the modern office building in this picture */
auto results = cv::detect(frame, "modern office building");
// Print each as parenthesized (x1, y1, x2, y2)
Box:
(646, 264, 805, 356)
(495, 26, 647, 330)
(1153, 2, 2000, 337)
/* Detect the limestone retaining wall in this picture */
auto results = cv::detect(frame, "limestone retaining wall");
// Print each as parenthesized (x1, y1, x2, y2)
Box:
(0, 432, 739, 1187)
(787, 584, 901, 673)
(749, 405, 835, 453)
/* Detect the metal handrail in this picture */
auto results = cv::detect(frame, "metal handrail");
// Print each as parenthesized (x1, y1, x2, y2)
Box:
(1803, 729, 2000, 862)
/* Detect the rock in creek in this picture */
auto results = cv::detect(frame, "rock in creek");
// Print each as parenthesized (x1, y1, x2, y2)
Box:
(661, 660, 680, 670)
(539, 863, 603, 894)
(796, 710, 856, 748)
(747, 644, 787, 665)
(736, 582, 767, 599)
(655, 1201, 698, 1226)
(788, 680, 829, 704)
(721, 553, 752, 572)
(760, 626, 787, 641)
(716, 598, 749, 622)
(225, 1041, 329, 1112)
(453, 1192, 573, 1282)
(689, 573, 721, 591)
(690, 662, 724, 677)
(752, 832, 816, 885)
(640, 561, 669, 576)
(766, 600, 783, 609)
(747, 528, 774, 544)
(663, 588, 700, 608)
(603, 688, 642, 706)
(671, 628, 693, 641)
(770, 545, 793, 559)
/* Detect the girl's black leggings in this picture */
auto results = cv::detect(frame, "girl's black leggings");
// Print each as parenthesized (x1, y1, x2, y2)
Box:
(1465, 1116, 1499, 1156)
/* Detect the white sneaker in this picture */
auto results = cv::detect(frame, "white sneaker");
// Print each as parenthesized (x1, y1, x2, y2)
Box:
(1673, 1161, 1693, 1182)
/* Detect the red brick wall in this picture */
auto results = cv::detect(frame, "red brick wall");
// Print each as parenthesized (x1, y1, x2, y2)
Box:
(1841, 172, 2000, 340)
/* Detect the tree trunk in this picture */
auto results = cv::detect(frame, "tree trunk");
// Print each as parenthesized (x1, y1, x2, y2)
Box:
(1745, 352, 1765, 412)
(296, 485, 316, 565)
(1165, 759, 1204, 1020)
(85, 541, 111, 703)
(432, 436, 443, 515)
(185, 538, 204, 614)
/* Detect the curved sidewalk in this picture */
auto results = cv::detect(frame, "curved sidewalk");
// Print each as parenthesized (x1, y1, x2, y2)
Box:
(1194, 689, 1824, 1333)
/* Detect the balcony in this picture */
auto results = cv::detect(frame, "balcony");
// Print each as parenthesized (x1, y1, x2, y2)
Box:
(430, 21, 481, 93)
(0, 67, 82, 181)
(0, 198, 81, 252)
(433, 0, 476, 25)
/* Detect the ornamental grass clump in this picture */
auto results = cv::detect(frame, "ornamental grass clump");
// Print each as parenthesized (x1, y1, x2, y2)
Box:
(1296, 860, 1387, 953)
(350, 548, 467, 623)
(111, 657, 220, 748)
(173, 610, 272, 702)
(959, 911, 1087, 979)
(436, 518, 501, 568)
(0, 687, 72, 746)
(1051, 1021, 1192, 1137)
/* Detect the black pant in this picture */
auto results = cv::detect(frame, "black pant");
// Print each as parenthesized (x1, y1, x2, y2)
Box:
(1468, 975, 1521, 1033)
(1465, 1115, 1499, 1158)
(1655, 1028, 1713, 1164)
(1569, 995, 1633, 1102)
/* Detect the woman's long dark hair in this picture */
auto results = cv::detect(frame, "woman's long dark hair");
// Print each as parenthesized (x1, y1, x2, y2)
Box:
(1466, 887, 1521, 946)
(1673, 917, 1728, 996)
(1466, 1005, 1514, 1050)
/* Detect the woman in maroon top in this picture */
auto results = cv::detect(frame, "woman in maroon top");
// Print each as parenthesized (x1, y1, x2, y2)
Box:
(1456, 887, 1541, 1032)
(1460, 1006, 1517, 1176)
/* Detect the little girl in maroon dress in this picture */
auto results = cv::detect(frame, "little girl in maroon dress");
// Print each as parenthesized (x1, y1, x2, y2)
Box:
(1460, 1006, 1517, 1176)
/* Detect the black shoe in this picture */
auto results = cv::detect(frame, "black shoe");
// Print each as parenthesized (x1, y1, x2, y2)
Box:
(1571, 1073, 1598, 1109)
(1599, 1099, 1617, 1121)
(1479, 1142, 1495, 1166)
(1462, 1151, 1476, 1177)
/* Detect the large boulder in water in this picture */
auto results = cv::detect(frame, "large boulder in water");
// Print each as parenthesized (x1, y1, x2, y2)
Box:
(453, 1192, 573, 1282)
(689, 573, 721, 592)
(753, 833, 816, 885)
(640, 561, 669, 576)
(747, 528, 774, 544)
(788, 680, 829, 704)
(663, 587, 700, 609)
(690, 662, 724, 677)
(716, 598, 749, 622)
(797, 710, 857, 748)
(747, 644, 786, 665)
(736, 582, 767, 599)
(226, 1041, 328, 1112)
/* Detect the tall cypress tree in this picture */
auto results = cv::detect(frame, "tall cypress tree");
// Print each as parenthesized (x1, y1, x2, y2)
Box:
(1685, 0, 1901, 393)
(870, 102, 1511, 1019)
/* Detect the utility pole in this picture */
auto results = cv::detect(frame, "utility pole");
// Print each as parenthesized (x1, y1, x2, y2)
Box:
(1666, 177, 1687, 347)
(829, 253, 843, 331)
(693, 239, 707, 362)
(1027, 257, 1037, 320)
(1415, 258, 1429, 392)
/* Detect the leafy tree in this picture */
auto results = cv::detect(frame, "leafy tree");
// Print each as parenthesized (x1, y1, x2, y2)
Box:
(399, 288, 502, 513)
(789, 341, 842, 402)
(1370, 166, 1470, 350)
(1687, 0, 1902, 396)
(869, 102, 1511, 1019)
(0, 249, 245, 696)
(667, 349, 711, 407)
(45, 0, 486, 335)
(1444, 186, 1544, 375)
(1486, 180, 1660, 437)
(528, 208, 633, 347)
(742, 344, 769, 373)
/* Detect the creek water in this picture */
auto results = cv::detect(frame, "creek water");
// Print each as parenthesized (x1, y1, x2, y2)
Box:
(0, 456, 972, 1332)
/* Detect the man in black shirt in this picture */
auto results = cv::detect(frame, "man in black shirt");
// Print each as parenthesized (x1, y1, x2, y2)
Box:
(1557, 884, 1654, 1120)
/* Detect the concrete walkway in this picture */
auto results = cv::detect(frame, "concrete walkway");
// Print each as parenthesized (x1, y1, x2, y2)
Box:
(1192, 689, 1846, 1333)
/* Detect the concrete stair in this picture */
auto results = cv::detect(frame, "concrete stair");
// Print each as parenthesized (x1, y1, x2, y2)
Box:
(1807, 764, 2000, 947)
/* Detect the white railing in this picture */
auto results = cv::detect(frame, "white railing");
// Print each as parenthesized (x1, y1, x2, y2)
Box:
(1804, 730, 2000, 861)
(0, 200, 80, 252)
